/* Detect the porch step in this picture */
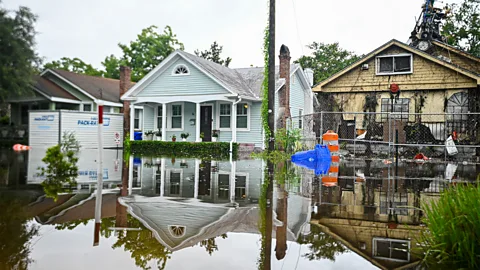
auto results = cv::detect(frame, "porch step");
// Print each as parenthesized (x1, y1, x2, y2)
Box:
(238, 143, 255, 152)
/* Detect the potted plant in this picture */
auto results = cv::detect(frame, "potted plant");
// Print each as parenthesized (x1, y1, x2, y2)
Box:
(200, 132, 204, 142)
(144, 130, 154, 140)
(171, 134, 176, 142)
(212, 130, 219, 142)
(154, 130, 162, 141)
(181, 132, 190, 142)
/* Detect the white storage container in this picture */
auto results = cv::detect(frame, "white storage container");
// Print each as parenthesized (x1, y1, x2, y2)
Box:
(29, 110, 124, 149)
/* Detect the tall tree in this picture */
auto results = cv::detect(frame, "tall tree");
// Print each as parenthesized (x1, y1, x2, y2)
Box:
(195, 41, 232, 67)
(295, 42, 361, 85)
(441, 0, 480, 57)
(103, 25, 184, 82)
(43, 57, 103, 77)
(0, 1, 40, 103)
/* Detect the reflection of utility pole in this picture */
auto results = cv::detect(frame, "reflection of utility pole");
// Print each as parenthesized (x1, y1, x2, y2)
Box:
(275, 183, 288, 260)
(264, 161, 274, 270)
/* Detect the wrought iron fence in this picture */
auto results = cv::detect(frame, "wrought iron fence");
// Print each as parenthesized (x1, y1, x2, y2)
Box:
(288, 111, 480, 160)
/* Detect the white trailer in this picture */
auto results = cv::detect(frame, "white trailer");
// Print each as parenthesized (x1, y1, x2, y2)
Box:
(29, 110, 124, 149)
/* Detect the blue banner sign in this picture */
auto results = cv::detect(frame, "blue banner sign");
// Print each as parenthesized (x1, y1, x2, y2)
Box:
(77, 117, 110, 127)
(34, 115, 55, 121)
(78, 168, 109, 180)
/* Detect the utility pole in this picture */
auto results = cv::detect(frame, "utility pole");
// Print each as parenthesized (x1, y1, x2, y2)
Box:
(267, 0, 276, 152)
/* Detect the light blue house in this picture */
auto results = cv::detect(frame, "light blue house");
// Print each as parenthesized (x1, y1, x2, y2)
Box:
(121, 45, 315, 149)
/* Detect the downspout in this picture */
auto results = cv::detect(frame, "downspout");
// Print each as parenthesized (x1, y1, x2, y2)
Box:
(230, 95, 242, 155)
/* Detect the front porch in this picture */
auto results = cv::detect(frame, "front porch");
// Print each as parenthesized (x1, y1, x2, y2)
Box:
(129, 96, 261, 148)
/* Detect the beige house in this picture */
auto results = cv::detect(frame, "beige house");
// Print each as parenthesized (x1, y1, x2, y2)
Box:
(313, 39, 480, 143)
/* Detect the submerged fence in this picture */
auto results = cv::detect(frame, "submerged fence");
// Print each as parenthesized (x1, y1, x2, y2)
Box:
(288, 112, 480, 161)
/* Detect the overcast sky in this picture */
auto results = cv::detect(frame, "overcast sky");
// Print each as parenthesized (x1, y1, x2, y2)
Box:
(4, 0, 460, 69)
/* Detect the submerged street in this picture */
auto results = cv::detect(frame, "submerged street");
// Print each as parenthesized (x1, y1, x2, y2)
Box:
(1, 148, 478, 269)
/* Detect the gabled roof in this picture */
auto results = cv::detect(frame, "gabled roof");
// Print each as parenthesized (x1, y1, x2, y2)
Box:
(432, 41, 480, 64)
(314, 39, 480, 91)
(33, 76, 79, 101)
(51, 69, 124, 103)
(122, 50, 309, 101)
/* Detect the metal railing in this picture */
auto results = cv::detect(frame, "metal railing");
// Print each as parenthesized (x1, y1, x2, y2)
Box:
(288, 111, 480, 161)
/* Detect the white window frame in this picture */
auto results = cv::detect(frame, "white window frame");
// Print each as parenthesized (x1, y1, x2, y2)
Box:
(166, 168, 184, 196)
(134, 108, 143, 131)
(168, 102, 184, 131)
(82, 103, 93, 112)
(376, 54, 413, 75)
(155, 105, 163, 131)
(217, 102, 232, 131)
(298, 108, 304, 129)
(171, 64, 190, 76)
(236, 102, 250, 131)
(372, 237, 410, 262)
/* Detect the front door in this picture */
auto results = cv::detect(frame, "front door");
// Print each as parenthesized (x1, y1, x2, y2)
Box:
(200, 106, 212, 141)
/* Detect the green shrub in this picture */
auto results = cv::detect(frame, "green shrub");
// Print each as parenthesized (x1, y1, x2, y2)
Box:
(130, 141, 238, 160)
(37, 132, 80, 201)
(275, 128, 302, 153)
(420, 184, 480, 269)
(0, 115, 9, 126)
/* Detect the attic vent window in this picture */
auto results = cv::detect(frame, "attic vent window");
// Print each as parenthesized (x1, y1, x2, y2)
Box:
(376, 54, 413, 75)
(173, 64, 189, 75)
(169, 225, 186, 238)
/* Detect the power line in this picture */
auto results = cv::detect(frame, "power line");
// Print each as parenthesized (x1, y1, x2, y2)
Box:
(291, 0, 305, 55)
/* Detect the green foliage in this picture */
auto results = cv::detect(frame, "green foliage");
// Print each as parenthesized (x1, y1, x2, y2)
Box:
(108, 25, 184, 82)
(180, 132, 189, 139)
(0, 193, 39, 269)
(130, 141, 238, 160)
(194, 41, 232, 67)
(37, 132, 80, 201)
(43, 57, 104, 76)
(274, 161, 301, 186)
(275, 128, 302, 153)
(251, 150, 290, 164)
(261, 24, 271, 148)
(441, 0, 480, 57)
(420, 184, 480, 269)
(297, 225, 348, 261)
(0, 1, 40, 103)
(295, 42, 361, 85)
(101, 54, 122, 79)
(0, 115, 8, 125)
(198, 234, 228, 256)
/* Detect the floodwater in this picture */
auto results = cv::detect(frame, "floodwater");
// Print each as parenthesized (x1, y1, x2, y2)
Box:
(0, 147, 479, 270)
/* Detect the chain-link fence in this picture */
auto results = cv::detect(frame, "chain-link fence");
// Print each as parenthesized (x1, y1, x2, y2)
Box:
(288, 112, 480, 161)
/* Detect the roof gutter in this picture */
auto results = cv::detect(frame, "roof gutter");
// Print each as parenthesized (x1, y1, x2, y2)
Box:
(230, 95, 242, 155)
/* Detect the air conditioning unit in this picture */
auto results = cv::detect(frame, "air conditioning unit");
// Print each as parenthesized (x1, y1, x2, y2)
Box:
(361, 63, 369, 70)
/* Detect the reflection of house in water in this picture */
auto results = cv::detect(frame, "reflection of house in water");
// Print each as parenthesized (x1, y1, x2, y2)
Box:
(298, 159, 448, 270)
(120, 158, 312, 252)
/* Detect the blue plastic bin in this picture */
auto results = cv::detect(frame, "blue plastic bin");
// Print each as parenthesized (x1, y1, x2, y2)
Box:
(134, 131, 143, 141)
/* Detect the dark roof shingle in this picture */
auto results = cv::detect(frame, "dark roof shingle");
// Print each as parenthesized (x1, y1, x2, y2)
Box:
(34, 76, 79, 101)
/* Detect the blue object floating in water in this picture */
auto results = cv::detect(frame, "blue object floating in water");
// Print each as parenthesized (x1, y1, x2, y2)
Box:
(133, 157, 142, 165)
(291, 144, 332, 175)
(134, 132, 143, 141)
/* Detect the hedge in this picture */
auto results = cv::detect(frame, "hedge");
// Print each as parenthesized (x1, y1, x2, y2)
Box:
(130, 141, 238, 160)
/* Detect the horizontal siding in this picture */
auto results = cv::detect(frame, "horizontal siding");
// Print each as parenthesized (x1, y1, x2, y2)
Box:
(143, 106, 154, 132)
(237, 102, 263, 148)
(138, 57, 230, 97)
(321, 46, 477, 92)
(290, 72, 305, 129)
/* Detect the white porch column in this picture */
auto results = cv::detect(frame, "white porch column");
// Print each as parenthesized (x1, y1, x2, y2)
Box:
(229, 161, 237, 204)
(128, 155, 134, 195)
(160, 158, 165, 196)
(232, 102, 237, 143)
(194, 159, 200, 199)
(196, 103, 201, 142)
(162, 103, 167, 141)
(129, 104, 135, 141)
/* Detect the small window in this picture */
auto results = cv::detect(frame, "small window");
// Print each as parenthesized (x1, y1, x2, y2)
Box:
(171, 104, 182, 129)
(157, 105, 163, 129)
(299, 109, 304, 129)
(83, 104, 92, 112)
(381, 98, 409, 121)
(169, 172, 181, 195)
(376, 54, 412, 75)
(219, 104, 231, 129)
(373, 238, 410, 262)
(173, 64, 189, 75)
(237, 103, 248, 129)
(134, 108, 143, 130)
